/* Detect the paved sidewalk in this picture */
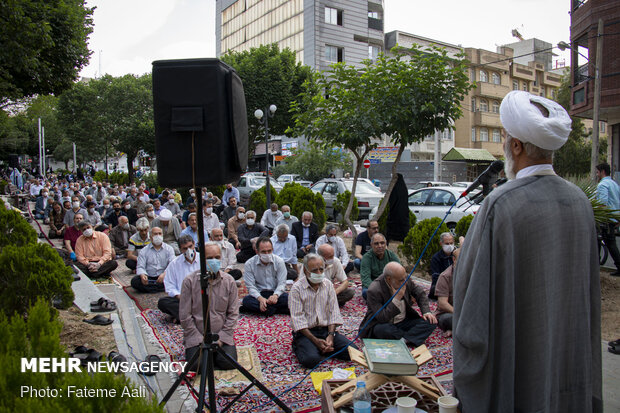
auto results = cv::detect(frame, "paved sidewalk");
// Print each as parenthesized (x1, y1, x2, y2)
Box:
(603, 340, 620, 412)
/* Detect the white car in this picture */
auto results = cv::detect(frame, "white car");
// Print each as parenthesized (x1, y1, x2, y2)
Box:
(410, 181, 452, 190)
(370, 186, 479, 230)
(276, 174, 313, 188)
(236, 175, 283, 206)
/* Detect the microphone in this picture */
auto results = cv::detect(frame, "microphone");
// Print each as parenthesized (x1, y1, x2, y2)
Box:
(460, 160, 504, 198)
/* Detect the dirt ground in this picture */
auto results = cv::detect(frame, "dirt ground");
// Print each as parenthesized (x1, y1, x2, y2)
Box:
(58, 306, 118, 357)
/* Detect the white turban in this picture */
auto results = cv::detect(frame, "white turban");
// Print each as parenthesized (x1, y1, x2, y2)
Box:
(159, 209, 172, 221)
(500, 91, 571, 150)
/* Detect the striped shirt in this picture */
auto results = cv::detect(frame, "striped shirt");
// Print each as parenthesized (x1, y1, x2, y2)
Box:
(289, 276, 343, 332)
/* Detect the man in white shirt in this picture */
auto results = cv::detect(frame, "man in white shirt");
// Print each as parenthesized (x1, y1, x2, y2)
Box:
(271, 223, 300, 280)
(318, 244, 354, 306)
(315, 224, 354, 273)
(202, 198, 221, 234)
(158, 235, 200, 323)
(260, 203, 283, 235)
(210, 227, 242, 281)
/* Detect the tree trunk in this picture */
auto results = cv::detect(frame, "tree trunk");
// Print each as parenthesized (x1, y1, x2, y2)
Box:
(373, 144, 406, 220)
(127, 154, 135, 184)
(64, 160, 69, 170)
(343, 146, 370, 239)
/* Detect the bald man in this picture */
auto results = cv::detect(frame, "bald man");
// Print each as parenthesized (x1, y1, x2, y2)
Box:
(317, 243, 354, 306)
(108, 215, 136, 258)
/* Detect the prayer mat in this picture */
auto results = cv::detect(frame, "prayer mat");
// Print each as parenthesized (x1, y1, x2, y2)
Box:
(191, 345, 264, 385)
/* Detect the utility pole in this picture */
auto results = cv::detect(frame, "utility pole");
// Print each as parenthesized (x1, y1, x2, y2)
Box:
(73, 142, 77, 173)
(590, 18, 604, 181)
(42, 126, 46, 175)
(433, 130, 441, 181)
(38, 118, 42, 175)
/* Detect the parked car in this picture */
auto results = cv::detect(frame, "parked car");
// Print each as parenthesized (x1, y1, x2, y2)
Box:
(311, 178, 383, 220)
(236, 175, 283, 206)
(370, 186, 480, 230)
(410, 181, 452, 190)
(276, 174, 313, 188)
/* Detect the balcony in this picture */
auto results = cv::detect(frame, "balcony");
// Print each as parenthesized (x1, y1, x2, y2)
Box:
(473, 111, 502, 128)
(475, 82, 510, 99)
(543, 72, 562, 87)
(368, 17, 383, 31)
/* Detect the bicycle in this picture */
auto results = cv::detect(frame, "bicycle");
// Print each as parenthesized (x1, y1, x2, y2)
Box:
(598, 231, 609, 266)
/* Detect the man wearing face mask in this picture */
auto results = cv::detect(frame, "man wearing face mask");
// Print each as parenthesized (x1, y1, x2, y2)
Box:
(63, 196, 88, 228)
(180, 242, 239, 371)
(158, 235, 200, 323)
(144, 204, 156, 224)
(151, 209, 182, 255)
(359, 262, 436, 347)
(236, 210, 269, 263)
(121, 199, 139, 225)
(210, 228, 242, 280)
(201, 198, 220, 234)
(164, 193, 181, 217)
(97, 198, 112, 217)
(127, 217, 151, 272)
(131, 226, 175, 293)
(74, 221, 118, 278)
(317, 244, 354, 306)
(34, 188, 52, 221)
(428, 232, 455, 300)
(64, 213, 85, 260)
(274, 205, 298, 231)
(227, 206, 246, 249)
(289, 253, 353, 368)
(315, 224, 354, 274)
(108, 216, 137, 258)
(84, 201, 107, 231)
(291, 211, 319, 258)
(103, 200, 127, 228)
(260, 203, 282, 236)
(241, 237, 288, 315)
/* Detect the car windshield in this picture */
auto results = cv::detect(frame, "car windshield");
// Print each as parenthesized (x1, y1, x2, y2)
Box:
(250, 177, 266, 186)
(344, 181, 381, 194)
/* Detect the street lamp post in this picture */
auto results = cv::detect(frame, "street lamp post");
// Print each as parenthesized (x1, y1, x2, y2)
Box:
(254, 104, 277, 208)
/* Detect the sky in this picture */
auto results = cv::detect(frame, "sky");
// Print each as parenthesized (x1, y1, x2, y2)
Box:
(80, 0, 572, 78)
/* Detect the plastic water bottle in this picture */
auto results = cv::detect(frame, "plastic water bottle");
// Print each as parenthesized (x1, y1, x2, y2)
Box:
(352, 380, 371, 413)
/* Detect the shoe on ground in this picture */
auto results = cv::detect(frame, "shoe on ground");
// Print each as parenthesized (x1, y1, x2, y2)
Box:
(610, 270, 620, 277)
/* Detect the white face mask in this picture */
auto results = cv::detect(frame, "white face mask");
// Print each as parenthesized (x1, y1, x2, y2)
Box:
(325, 258, 334, 266)
(205, 207, 213, 215)
(184, 247, 196, 262)
(103, 204, 110, 209)
(442, 244, 455, 254)
(328, 235, 337, 243)
(237, 212, 245, 220)
(72, 202, 80, 209)
(308, 272, 325, 284)
(168, 199, 175, 204)
(259, 253, 272, 264)
(302, 222, 310, 228)
(83, 228, 94, 237)
(246, 218, 255, 226)
(147, 211, 155, 218)
(124, 204, 131, 210)
(152, 235, 163, 246)
(122, 223, 130, 230)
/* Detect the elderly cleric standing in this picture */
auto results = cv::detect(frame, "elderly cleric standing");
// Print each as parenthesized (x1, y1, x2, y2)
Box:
(453, 91, 602, 412)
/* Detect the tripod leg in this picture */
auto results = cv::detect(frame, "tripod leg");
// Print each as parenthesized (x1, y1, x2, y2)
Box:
(160, 347, 202, 406)
(196, 345, 218, 413)
(216, 346, 292, 413)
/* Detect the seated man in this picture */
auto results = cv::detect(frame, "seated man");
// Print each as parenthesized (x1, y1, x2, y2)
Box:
(353, 220, 379, 271)
(227, 206, 246, 249)
(201, 198, 221, 234)
(235, 210, 269, 263)
(158, 235, 200, 323)
(180, 213, 210, 245)
(291, 211, 319, 258)
(180, 242, 239, 371)
(260, 203, 282, 235)
(34, 188, 52, 221)
(182, 203, 197, 226)
(222, 183, 240, 207)
(220, 196, 238, 227)
(74, 221, 118, 278)
(127, 217, 151, 271)
(152, 198, 165, 216)
(274, 204, 298, 230)
(96, 197, 112, 217)
(164, 192, 182, 218)
(151, 209, 182, 255)
(84, 201, 107, 231)
(271, 223, 300, 280)
(108, 215, 136, 258)
(289, 253, 353, 368)
(210, 227, 242, 280)
(317, 244, 355, 306)
(131, 226, 175, 293)
(360, 233, 400, 300)
(428, 232, 455, 300)
(241, 237, 288, 316)
(48, 202, 66, 239)
(63, 196, 88, 228)
(121, 199, 139, 226)
(103, 199, 126, 228)
(435, 247, 459, 337)
(359, 262, 437, 347)
(316, 224, 354, 273)
(144, 204, 156, 225)
(64, 213, 84, 261)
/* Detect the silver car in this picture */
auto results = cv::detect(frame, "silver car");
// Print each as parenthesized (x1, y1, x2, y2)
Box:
(276, 174, 313, 188)
(311, 178, 383, 220)
(236, 176, 282, 206)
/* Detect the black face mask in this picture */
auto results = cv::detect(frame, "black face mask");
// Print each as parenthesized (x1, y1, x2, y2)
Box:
(114, 208, 121, 212)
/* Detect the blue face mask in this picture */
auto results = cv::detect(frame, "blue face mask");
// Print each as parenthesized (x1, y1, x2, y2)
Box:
(206, 258, 221, 274)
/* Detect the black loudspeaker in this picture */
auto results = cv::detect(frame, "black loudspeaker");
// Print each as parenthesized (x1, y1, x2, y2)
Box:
(152, 58, 248, 187)
(8, 154, 19, 169)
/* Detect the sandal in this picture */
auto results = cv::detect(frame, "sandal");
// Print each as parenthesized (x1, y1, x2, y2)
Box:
(609, 339, 620, 347)
(90, 299, 117, 312)
(610, 343, 620, 355)
(70, 348, 102, 366)
(90, 297, 113, 306)
(83, 315, 113, 326)
(142, 355, 162, 376)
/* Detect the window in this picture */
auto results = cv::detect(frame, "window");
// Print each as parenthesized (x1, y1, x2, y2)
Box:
(480, 128, 489, 142)
(324, 182, 339, 195)
(368, 45, 380, 62)
(551, 89, 557, 100)
(522, 81, 528, 91)
(492, 72, 501, 85)
(601, 122, 606, 133)
(429, 190, 456, 206)
(540, 86, 546, 97)
(479, 70, 488, 82)
(325, 7, 342, 25)
(470, 68, 476, 82)
(492, 129, 501, 142)
(471, 127, 476, 142)
(237, 177, 246, 187)
(471, 97, 476, 112)
(325, 45, 343, 62)
(492, 100, 500, 113)
(480, 99, 488, 112)
(368, 11, 379, 19)
(312, 182, 326, 193)
(513, 80, 519, 90)
(442, 129, 453, 140)
(408, 190, 431, 206)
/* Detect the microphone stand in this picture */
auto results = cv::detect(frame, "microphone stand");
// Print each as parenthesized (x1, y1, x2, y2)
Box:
(159, 134, 291, 413)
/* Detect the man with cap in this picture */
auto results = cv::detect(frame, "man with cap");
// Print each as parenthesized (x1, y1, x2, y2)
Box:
(453, 91, 602, 412)
(151, 208, 182, 255)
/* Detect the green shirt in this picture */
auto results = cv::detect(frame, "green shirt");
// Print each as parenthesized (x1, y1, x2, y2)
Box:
(360, 249, 401, 288)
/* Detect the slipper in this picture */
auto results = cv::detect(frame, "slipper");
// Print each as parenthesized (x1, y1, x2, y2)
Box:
(610, 343, 620, 355)
(83, 315, 113, 326)
(142, 355, 162, 376)
(90, 299, 117, 312)
(72, 273, 81, 282)
(70, 348, 101, 366)
(90, 297, 113, 306)
(609, 339, 620, 347)
(70, 345, 89, 356)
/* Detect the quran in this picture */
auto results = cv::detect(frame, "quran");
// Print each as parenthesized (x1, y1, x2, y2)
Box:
(362, 338, 418, 376)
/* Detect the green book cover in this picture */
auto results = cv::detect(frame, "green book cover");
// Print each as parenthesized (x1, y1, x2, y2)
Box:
(362, 338, 418, 375)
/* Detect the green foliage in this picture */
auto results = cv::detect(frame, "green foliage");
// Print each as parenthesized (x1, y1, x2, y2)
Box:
(92, 171, 130, 186)
(312, 191, 328, 232)
(334, 191, 358, 225)
(0, 300, 163, 411)
(564, 176, 620, 225)
(273, 142, 352, 182)
(0, 206, 37, 250)
(208, 185, 226, 199)
(0, 0, 94, 103)
(398, 217, 449, 272)
(0, 179, 8, 194)
(0, 242, 74, 316)
(220, 44, 312, 160)
(376, 203, 416, 237)
(141, 173, 162, 193)
(455, 214, 474, 238)
(53, 141, 75, 170)
(248, 184, 279, 219)
(276, 182, 327, 231)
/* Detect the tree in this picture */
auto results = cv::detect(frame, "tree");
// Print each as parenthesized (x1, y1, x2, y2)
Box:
(272, 141, 351, 182)
(220, 44, 312, 160)
(53, 141, 75, 170)
(0, 0, 94, 104)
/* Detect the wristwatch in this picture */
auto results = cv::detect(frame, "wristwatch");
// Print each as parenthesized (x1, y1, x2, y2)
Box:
(328, 331, 336, 337)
